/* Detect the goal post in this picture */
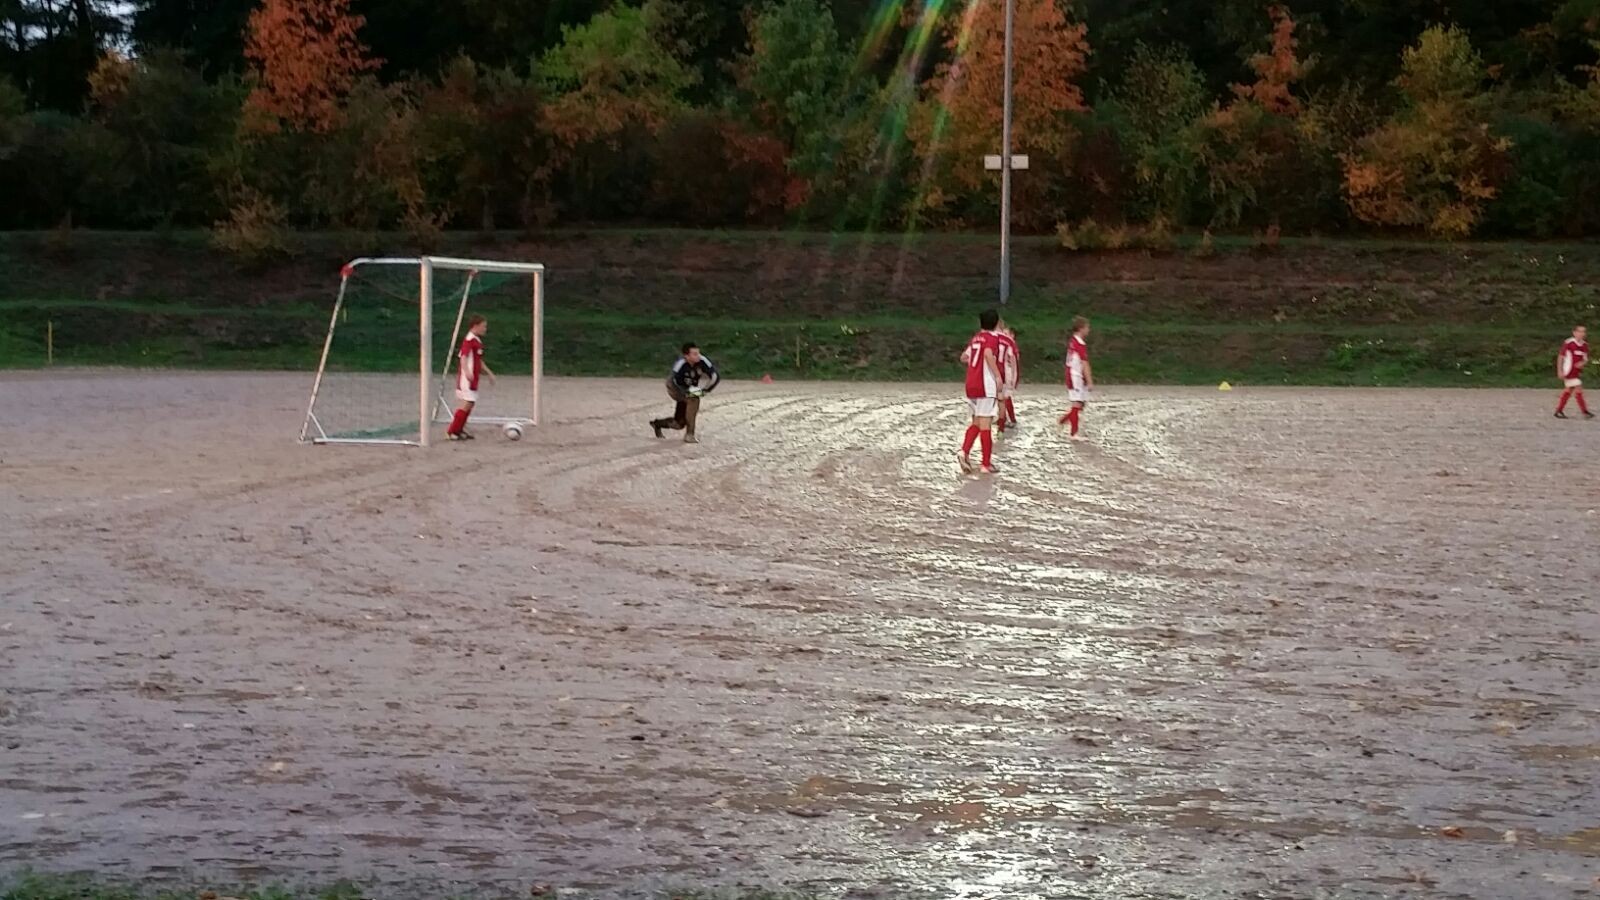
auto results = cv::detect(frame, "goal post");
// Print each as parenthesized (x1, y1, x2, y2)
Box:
(300, 255, 545, 447)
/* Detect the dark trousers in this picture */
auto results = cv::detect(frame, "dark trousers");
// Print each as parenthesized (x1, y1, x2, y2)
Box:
(652, 388, 700, 435)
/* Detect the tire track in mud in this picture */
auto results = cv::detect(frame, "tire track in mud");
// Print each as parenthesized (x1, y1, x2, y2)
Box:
(3, 375, 1599, 900)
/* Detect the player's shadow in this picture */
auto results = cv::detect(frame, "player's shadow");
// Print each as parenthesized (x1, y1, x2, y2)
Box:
(956, 475, 998, 507)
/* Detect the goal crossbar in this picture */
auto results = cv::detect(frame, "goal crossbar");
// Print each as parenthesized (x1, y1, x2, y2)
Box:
(301, 255, 546, 448)
(344, 256, 547, 276)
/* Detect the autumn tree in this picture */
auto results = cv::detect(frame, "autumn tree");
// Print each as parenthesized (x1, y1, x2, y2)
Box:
(1194, 5, 1321, 227)
(649, 110, 791, 225)
(242, 0, 379, 133)
(1229, 5, 1305, 117)
(1343, 25, 1509, 238)
(910, 0, 1088, 227)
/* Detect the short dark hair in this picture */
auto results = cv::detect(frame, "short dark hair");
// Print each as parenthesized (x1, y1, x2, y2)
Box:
(979, 309, 1000, 330)
(1072, 315, 1089, 334)
(467, 314, 487, 328)
(681, 342, 698, 355)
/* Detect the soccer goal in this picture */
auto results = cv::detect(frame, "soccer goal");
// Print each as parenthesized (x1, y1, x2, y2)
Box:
(299, 256, 545, 447)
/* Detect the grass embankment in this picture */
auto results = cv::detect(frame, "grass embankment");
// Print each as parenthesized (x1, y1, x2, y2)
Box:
(1, 229, 1594, 385)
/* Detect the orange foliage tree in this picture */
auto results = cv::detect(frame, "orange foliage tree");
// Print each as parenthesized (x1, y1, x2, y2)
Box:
(910, 0, 1088, 227)
(1196, 4, 1316, 227)
(242, 0, 380, 133)
(1342, 25, 1509, 238)
(1227, 5, 1305, 118)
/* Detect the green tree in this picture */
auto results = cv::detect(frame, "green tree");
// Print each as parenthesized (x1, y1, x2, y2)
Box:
(538, 2, 693, 220)
(1105, 43, 1209, 223)
(129, 0, 255, 76)
(0, 108, 96, 225)
(412, 57, 554, 230)
(538, 2, 692, 143)
(81, 50, 239, 225)
(1, 0, 125, 109)
(741, 0, 854, 181)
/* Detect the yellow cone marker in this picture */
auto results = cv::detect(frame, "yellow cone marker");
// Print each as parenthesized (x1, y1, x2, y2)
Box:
(1218, 381, 1233, 391)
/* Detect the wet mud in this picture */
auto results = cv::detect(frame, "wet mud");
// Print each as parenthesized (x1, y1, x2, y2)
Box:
(1, 372, 1597, 898)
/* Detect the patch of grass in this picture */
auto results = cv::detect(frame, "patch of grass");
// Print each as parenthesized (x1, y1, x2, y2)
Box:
(0, 301, 1566, 386)
(1, 229, 1593, 386)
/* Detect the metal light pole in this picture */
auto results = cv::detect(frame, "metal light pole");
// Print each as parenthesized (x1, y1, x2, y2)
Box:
(999, 0, 1015, 306)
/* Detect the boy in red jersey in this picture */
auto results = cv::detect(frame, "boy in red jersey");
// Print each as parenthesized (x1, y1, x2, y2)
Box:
(995, 323, 1020, 434)
(1555, 325, 1592, 419)
(445, 315, 496, 441)
(957, 309, 1004, 474)
(1058, 316, 1092, 440)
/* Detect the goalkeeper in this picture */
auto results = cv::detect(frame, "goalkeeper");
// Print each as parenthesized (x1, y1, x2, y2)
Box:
(649, 342, 720, 443)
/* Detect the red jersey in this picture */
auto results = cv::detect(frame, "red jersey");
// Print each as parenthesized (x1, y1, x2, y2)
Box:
(1065, 335, 1089, 389)
(964, 330, 1002, 399)
(996, 333, 1020, 389)
(458, 333, 484, 392)
(1558, 337, 1588, 380)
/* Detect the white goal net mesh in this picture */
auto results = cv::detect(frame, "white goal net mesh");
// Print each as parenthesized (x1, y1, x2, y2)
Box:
(301, 258, 541, 446)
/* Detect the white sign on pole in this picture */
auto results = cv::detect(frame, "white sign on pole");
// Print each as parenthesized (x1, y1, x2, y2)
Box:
(984, 154, 1030, 171)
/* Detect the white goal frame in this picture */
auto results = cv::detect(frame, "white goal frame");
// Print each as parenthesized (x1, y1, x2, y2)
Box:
(300, 255, 545, 448)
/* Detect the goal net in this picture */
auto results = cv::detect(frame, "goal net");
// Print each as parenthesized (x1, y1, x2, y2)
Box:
(299, 256, 545, 447)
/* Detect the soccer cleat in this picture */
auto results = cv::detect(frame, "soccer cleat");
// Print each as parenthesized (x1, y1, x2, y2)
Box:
(956, 452, 975, 475)
(1555, 411, 1569, 419)
(684, 433, 699, 444)
(446, 432, 463, 441)
(1068, 433, 1086, 442)
(459, 430, 476, 440)
(981, 463, 1001, 475)
(1586, 412, 1596, 419)
(651, 420, 665, 439)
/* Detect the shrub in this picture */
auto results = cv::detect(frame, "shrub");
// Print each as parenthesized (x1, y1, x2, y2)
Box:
(212, 188, 291, 261)
(1057, 217, 1112, 250)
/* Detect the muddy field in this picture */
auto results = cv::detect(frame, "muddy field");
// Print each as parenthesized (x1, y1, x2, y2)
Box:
(2, 372, 1598, 899)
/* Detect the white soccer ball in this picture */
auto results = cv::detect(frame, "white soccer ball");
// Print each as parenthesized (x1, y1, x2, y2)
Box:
(503, 423, 524, 441)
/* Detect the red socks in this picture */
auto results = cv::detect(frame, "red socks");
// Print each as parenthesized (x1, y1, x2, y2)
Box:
(1579, 390, 1591, 415)
(961, 426, 994, 466)
(961, 425, 979, 455)
(1004, 398, 1017, 423)
(1558, 389, 1573, 412)
(447, 408, 470, 435)
(1065, 407, 1081, 436)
